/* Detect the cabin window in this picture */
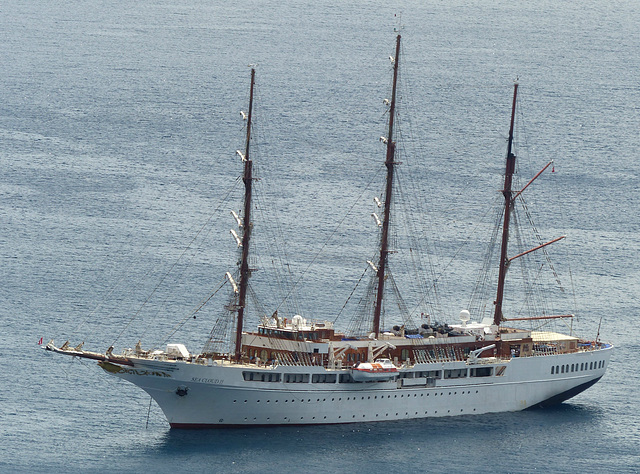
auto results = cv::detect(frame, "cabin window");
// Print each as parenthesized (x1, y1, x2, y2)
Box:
(444, 369, 467, 379)
(284, 373, 309, 383)
(571, 364, 575, 372)
(260, 349, 268, 361)
(242, 371, 281, 382)
(401, 349, 409, 361)
(339, 373, 356, 383)
(470, 367, 493, 377)
(312, 374, 337, 384)
(561, 365, 564, 373)
(590, 362, 594, 370)
(551, 366, 555, 374)
(398, 372, 415, 379)
(580, 363, 584, 371)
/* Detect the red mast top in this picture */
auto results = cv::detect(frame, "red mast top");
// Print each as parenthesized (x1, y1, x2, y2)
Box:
(372, 35, 401, 338)
(493, 82, 519, 326)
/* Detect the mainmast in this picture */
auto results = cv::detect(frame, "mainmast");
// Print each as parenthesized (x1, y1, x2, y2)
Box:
(234, 68, 255, 360)
(372, 34, 401, 338)
(493, 82, 518, 326)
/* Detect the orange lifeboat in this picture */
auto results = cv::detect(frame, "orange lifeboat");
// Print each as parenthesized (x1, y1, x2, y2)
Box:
(350, 358, 398, 382)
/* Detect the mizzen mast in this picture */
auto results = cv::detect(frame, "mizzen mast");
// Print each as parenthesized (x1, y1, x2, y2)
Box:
(234, 68, 255, 360)
(493, 82, 518, 326)
(372, 34, 401, 338)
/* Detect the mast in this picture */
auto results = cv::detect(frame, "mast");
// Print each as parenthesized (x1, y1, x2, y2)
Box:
(493, 82, 518, 326)
(234, 68, 255, 360)
(372, 34, 401, 338)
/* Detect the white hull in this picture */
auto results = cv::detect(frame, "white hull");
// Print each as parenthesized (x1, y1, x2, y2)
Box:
(107, 345, 612, 428)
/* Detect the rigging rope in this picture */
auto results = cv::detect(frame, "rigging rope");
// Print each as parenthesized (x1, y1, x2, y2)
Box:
(110, 176, 242, 348)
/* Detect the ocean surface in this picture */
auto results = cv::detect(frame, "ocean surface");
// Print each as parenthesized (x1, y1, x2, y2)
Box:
(2, 0, 639, 472)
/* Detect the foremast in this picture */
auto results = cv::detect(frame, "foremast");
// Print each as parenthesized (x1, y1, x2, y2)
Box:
(493, 82, 518, 326)
(372, 35, 401, 338)
(234, 68, 256, 360)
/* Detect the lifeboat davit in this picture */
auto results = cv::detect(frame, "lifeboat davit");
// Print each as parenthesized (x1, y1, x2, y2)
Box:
(351, 359, 398, 382)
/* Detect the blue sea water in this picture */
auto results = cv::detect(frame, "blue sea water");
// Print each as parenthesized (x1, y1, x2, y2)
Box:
(1, 0, 639, 472)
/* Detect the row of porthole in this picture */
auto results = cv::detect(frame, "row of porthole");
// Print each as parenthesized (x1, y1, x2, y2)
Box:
(239, 408, 479, 422)
(551, 360, 605, 375)
(232, 390, 481, 404)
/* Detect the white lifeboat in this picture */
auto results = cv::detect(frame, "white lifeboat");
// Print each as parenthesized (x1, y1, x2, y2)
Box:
(351, 359, 398, 382)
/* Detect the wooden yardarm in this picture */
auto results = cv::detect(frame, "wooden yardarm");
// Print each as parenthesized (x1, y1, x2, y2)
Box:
(235, 68, 255, 360)
(372, 35, 401, 338)
(493, 83, 518, 326)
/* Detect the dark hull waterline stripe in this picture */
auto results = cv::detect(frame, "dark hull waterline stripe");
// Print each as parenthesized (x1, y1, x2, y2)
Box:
(527, 376, 603, 410)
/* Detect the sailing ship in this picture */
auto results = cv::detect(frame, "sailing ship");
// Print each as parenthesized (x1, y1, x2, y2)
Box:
(46, 35, 612, 428)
